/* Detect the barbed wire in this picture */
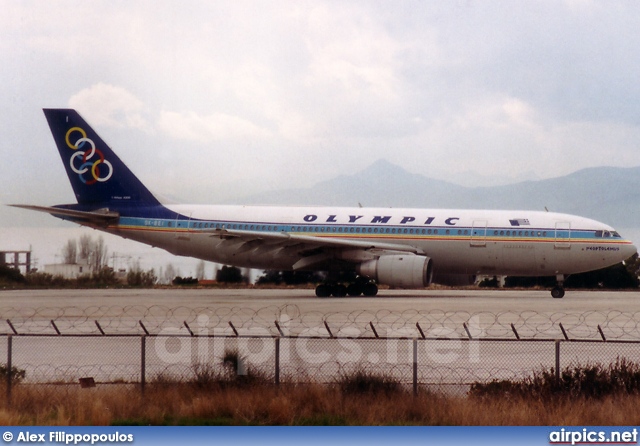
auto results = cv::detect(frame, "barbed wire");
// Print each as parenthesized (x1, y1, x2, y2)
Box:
(2, 305, 640, 340)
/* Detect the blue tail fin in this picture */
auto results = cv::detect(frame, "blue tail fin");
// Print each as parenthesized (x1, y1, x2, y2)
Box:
(43, 109, 159, 206)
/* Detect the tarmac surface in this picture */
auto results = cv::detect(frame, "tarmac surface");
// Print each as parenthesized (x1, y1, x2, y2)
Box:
(1, 288, 639, 388)
(1, 287, 640, 314)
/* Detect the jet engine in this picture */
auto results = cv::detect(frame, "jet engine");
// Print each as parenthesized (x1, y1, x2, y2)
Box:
(356, 255, 433, 289)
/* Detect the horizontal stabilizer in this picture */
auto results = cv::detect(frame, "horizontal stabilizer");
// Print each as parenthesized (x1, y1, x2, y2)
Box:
(9, 205, 119, 227)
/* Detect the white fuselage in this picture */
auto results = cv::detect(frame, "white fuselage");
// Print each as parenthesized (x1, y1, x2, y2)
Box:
(107, 204, 636, 277)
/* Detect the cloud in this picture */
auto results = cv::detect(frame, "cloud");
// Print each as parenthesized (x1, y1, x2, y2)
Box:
(157, 110, 272, 143)
(5, 0, 640, 207)
(68, 83, 148, 130)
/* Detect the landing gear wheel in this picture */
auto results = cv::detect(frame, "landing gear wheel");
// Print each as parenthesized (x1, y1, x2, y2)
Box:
(362, 283, 378, 297)
(551, 286, 565, 299)
(332, 284, 347, 297)
(315, 284, 331, 298)
(347, 284, 363, 296)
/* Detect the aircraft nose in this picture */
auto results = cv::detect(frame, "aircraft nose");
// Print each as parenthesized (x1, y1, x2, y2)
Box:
(620, 241, 638, 260)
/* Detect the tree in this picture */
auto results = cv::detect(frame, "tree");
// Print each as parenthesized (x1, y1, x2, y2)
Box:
(90, 236, 108, 272)
(216, 265, 245, 283)
(624, 253, 640, 283)
(78, 234, 92, 263)
(196, 260, 206, 280)
(163, 263, 179, 284)
(0, 265, 25, 284)
(62, 239, 77, 264)
(256, 270, 325, 285)
(127, 261, 158, 287)
(75, 234, 108, 273)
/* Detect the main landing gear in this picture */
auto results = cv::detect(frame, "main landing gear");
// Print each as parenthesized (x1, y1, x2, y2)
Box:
(315, 278, 378, 298)
(551, 274, 565, 299)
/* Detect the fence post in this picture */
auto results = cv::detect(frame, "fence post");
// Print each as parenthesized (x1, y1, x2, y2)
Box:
(6, 335, 12, 407)
(275, 337, 280, 387)
(413, 338, 418, 397)
(141, 335, 146, 395)
(555, 340, 560, 385)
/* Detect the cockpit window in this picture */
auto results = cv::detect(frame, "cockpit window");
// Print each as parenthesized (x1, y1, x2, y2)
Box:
(595, 230, 618, 238)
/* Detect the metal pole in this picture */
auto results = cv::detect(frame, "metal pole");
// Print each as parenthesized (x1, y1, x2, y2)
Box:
(275, 337, 280, 387)
(555, 340, 560, 385)
(6, 335, 12, 407)
(413, 338, 418, 397)
(141, 335, 146, 396)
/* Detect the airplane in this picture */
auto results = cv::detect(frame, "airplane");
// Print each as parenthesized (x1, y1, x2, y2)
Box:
(11, 109, 638, 298)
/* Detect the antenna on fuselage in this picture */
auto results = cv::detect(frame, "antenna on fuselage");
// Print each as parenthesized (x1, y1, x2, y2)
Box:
(544, 206, 549, 212)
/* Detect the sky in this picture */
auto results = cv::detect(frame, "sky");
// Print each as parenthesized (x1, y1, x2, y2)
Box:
(2, 0, 640, 270)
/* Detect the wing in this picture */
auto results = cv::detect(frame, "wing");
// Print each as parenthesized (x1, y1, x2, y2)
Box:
(207, 227, 425, 270)
(9, 205, 119, 227)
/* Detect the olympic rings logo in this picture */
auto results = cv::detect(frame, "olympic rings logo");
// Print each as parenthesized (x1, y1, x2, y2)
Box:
(65, 127, 113, 185)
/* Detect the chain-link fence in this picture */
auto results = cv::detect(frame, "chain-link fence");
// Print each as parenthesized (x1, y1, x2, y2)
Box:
(1, 305, 640, 404)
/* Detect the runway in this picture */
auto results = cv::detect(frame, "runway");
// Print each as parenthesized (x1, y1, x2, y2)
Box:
(2, 287, 640, 314)
(1, 287, 639, 339)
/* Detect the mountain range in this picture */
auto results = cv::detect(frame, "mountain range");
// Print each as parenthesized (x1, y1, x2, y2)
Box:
(238, 160, 640, 229)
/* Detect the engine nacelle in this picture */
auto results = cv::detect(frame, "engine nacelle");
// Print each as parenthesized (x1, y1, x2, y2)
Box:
(356, 255, 433, 289)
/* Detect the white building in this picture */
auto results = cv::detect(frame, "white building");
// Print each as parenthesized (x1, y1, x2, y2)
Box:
(44, 261, 90, 279)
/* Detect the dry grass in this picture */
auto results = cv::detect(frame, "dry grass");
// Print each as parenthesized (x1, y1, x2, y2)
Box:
(1, 382, 640, 425)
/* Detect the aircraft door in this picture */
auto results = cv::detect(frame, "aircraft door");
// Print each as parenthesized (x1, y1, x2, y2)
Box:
(470, 220, 488, 247)
(554, 221, 571, 249)
(175, 212, 192, 241)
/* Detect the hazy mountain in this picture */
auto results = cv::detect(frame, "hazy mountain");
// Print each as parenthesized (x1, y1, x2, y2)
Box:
(239, 160, 640, 228)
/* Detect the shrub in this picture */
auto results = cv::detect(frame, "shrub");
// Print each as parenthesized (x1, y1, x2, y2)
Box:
(0, 363, 26, 383)
(469, 357, 640, 401)
(127, 268, 157, 286)
(0, 265, 25, 284)
(335, 367, 404, 395)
